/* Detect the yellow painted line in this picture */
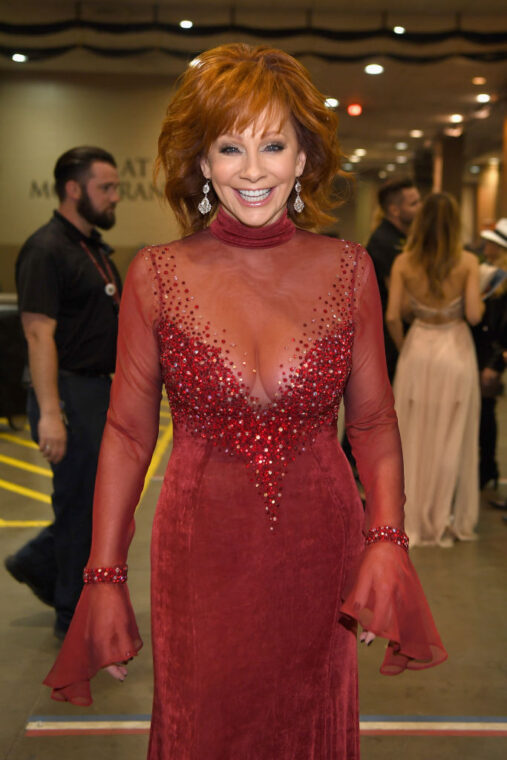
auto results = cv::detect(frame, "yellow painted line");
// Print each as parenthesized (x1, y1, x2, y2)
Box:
(0, 453, 51, 477)
(0, 518, 51, 528)
(0, 432, 38, 450)
(137, 417, 173, 508)
(0, 478, 51, 504)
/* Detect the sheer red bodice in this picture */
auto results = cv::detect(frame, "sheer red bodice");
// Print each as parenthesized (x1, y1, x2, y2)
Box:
(44, 209, 446, 759)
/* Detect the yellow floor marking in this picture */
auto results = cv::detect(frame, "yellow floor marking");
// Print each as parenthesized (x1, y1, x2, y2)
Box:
(137, 417, 173, 508)
(0, 518, 51, 527)
(0, 453, 51, 477)
(0, 478, 51, 504)
(0, 432, 39, 450)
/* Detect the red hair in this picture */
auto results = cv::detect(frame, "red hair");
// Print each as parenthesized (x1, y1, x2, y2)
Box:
(155, 44, 345, 235)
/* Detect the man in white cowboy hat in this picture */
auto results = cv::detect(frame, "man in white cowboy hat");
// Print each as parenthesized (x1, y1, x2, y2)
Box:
(481, 218, 507, 263)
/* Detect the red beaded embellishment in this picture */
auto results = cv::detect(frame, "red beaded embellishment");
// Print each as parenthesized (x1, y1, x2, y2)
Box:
(83, 565, 128, 583)
(147, 239, 365, 530)
(365, 526, 409, 553)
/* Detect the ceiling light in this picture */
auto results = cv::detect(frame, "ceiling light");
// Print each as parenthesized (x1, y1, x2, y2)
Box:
(444, 126, 463, 137)
(472, 76, 486, 85)
(365, 63, 384, 75)
(378, 170, 388, 179)
(393, 26, 406, 35)
(355, 148, 366, 156)
(325, 97, 339, 109)
(12, 53, 28, 63)
(476, 93, 491, 104)
(386, 163, 396, 172)
(469, 165, 480, 174)
(347, 103, 362, 116)
(179, 19, 193, 29)
(475, 107, 490, 120)
(410, 129, 424, 138)
(395, 142, 408, 150)
(343, 162, 353, 171)
(349, 155, 361, 163)
(396, 156, 408, 164)
(450, 113, 463, 123)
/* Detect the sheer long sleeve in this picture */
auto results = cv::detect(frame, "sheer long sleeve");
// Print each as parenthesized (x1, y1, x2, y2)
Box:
(340, 251, 447, 673)
(44, 250, 163, 704)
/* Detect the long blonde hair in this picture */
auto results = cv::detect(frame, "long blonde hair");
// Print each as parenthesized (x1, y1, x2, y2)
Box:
(406, 192, 461, 298)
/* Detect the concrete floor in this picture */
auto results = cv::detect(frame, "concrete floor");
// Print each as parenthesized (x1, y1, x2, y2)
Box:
(1, 398, 506, 760)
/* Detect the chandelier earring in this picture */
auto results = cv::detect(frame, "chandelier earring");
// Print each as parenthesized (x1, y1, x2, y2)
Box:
(198, 181, 212, 215)
(293, 178, 304, 213)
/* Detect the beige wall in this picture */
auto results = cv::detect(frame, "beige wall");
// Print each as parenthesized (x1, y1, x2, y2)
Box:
(0, 70, 182, 291)
(0, 69, 376, 292)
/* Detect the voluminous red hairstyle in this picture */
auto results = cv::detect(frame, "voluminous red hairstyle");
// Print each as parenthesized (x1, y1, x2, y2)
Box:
(156, 43, 344, 235)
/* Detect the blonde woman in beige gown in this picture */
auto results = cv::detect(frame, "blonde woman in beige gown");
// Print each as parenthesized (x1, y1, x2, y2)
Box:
(386, 192, 484, 547)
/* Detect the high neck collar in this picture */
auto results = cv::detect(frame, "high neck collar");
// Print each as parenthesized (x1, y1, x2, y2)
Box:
(209, 207, 295, 249)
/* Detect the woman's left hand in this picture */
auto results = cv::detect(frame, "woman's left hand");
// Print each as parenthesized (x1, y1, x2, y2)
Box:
(359, 630, 376, 646)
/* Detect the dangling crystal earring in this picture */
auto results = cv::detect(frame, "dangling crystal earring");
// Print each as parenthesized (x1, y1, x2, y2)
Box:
(293, 179, 304, 213)
(198, 181, 212, 215)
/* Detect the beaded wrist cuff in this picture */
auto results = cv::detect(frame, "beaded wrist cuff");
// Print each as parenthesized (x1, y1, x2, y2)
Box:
(365, 526, 409, 553)
(83, 564, 128, 584)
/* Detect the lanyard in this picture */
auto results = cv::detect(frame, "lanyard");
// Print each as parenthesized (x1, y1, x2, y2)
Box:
(80, 240, 120, 307)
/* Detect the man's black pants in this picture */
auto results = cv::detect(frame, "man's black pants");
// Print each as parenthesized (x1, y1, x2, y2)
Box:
(13, 372, 111, 630)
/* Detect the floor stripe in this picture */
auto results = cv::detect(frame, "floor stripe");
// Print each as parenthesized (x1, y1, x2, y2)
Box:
(0, 477, 51, 503)
(26, 715, 507, 738)
(0, 518, 51, 528)
(0, 432, 39, 450)
(0, 453, 51, 477)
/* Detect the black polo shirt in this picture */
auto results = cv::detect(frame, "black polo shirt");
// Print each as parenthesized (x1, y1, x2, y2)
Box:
(366, 218, 406, 314)
(16, 211, 122, 375)
(366, 217, 406, 381)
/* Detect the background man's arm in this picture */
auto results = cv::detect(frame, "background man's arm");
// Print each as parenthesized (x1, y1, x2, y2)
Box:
(21, 312, 67, 463)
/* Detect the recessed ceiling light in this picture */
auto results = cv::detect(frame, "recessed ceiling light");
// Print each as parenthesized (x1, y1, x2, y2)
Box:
(12, 53, 28, 63)
(393, 26, 406, 35)
(469, 165, 481, 174)
(396, 156, 408, 164)
(450, 113, 463, 123)
(325, 97, 339, 109)
(395, 142, 408, 150)
(179, 19, 193, 29)
(476, 93, 491, 104)
(444, 126, 463, 137)
(410, 129, 424, 138)
(355, 148, 366, 156)
(472, 76, 486, 85)
(386, 163, 396, 171)
(349, 155, 361, 163)
(365, 63, 384, 75)
(475, 107, 490, 120)
(343, 162, 354, 171)
(347, 103, 362, 116)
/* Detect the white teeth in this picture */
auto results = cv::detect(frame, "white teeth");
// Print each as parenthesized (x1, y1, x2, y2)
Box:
(238, 188, 271, 201)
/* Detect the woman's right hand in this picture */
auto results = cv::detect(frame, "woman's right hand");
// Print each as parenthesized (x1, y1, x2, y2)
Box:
(105, 663, 129, 681)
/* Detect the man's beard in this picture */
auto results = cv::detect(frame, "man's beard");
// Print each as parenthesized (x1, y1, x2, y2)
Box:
(77, 187, 116, 230)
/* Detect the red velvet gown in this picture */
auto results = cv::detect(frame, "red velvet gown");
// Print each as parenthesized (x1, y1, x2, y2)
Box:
(45, 209, 446, 759)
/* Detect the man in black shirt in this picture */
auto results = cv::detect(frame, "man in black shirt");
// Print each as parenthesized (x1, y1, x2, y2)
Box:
(366, 177, 421, 380)
(5, 146, 122, 638)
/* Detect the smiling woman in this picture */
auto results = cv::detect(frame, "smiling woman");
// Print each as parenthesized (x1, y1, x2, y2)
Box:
(44, 43, 446, 760)
(155, 44, 344, 233)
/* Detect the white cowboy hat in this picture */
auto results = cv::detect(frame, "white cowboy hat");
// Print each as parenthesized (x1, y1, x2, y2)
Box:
(481, 218, 507, 249)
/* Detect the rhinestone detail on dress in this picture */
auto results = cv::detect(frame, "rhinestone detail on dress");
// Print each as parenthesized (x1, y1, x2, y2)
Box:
(146, 242, 361, 530)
